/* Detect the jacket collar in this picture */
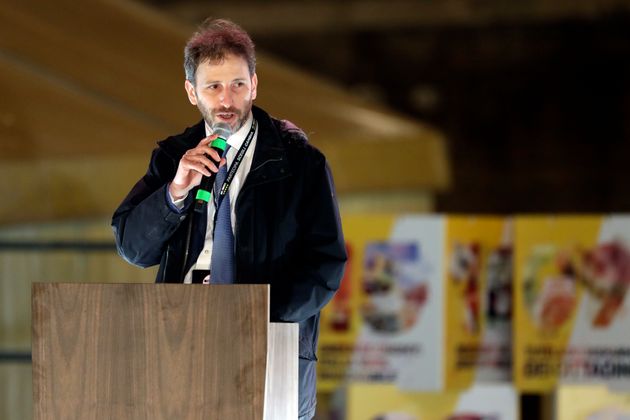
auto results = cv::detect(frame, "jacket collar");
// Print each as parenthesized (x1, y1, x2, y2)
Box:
(250, 107, 284, 164)
(246, 106, 291, 187)
(157, 120, 205, 161)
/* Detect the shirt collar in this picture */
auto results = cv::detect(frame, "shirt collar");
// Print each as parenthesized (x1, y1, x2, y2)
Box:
(205, 112, 254, 151)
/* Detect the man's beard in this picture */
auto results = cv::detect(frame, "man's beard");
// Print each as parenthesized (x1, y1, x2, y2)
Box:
(200, 100, 253, 133)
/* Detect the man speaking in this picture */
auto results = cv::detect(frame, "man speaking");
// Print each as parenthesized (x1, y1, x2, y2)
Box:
(112, 18, 347, 420)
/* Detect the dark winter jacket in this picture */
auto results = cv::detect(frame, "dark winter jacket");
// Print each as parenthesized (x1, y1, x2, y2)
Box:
(112, 105, 347, 418)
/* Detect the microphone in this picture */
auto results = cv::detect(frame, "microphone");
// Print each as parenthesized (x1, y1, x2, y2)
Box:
(194, 122, 232, 213)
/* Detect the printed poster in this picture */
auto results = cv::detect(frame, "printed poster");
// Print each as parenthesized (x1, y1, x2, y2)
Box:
(318, 215, 444, 391)
(444, 217, 513, 389)
(514, 215, 630, 391)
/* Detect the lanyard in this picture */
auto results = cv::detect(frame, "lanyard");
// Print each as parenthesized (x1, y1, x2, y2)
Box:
(213, 118, 257, 208)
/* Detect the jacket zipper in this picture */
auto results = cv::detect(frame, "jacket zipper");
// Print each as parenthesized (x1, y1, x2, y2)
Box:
(179, 214, 194, 282)
(162, 246, 169, 283)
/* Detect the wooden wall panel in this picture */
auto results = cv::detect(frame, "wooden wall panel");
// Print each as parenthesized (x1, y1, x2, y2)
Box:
(0, 364, 32, 420)
(0, 221, 157, 350)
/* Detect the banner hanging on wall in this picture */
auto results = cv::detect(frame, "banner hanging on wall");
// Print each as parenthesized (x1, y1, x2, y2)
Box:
(319, 215, 445, 391)
(514, 215, 630, 391)
(318, 215, 513, 392)
(444, 217, 513, 389)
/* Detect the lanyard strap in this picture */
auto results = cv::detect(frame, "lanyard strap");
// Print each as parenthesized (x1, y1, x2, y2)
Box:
(214, 118, 257, 206)
(216, 119, 258, 203)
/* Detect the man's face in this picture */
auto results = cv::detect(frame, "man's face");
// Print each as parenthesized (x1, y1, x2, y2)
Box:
(185, 54, 257, 133)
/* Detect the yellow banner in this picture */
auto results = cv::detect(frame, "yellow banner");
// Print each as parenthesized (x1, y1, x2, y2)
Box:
(445, 216, 512, 388)
(514, 216, 602, 391)
(556, 385, 630, 419)
(347, 383, 517, 419)
(318, 215, 444, 391)
(318, 215, 395, 391)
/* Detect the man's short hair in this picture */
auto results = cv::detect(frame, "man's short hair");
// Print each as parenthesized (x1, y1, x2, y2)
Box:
(184, 18, 256, 84)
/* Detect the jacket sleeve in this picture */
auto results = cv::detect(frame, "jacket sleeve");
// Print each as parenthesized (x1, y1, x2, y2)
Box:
(272, 151, 348, 323)
(111, 147, 189, 268)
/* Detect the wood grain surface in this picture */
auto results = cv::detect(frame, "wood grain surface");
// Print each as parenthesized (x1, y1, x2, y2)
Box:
(32, 283, 269, 420)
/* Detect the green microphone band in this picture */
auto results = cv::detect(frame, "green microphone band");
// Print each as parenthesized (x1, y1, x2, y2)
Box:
(195, 189, 212, 202)
(211, 138, 227, 151)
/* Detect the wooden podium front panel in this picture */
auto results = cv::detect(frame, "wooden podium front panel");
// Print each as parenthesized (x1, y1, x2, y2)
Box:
(32, 284, 269, 420)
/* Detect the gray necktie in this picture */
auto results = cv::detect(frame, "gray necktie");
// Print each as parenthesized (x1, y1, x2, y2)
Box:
(209, 146, 235, 284)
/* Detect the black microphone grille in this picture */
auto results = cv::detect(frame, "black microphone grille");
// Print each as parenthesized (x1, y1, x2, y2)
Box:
(212, 122, 232, 140)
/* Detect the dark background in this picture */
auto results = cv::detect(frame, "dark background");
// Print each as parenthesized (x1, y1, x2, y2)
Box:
(257, 19, 630, 213)
(148, 0, 630, 213)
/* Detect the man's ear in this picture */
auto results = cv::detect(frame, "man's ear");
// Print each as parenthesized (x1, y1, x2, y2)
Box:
(184, 80, 198, 105)
(251, 73, 258, 101)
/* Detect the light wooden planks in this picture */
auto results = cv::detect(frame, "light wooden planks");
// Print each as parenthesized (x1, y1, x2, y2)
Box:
(0, 364, 32, 420)
(0, 218, 159, 349)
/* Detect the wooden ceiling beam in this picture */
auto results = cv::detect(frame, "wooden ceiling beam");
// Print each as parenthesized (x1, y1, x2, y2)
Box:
(0, 0, 451, 223)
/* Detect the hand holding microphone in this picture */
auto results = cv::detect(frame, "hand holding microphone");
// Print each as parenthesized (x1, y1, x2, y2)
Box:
(194, 123, 232, 212)
(168, 122, 232, 210)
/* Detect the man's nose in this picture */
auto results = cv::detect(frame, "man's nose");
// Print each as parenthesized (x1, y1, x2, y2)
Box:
(220, 90, 233, 107)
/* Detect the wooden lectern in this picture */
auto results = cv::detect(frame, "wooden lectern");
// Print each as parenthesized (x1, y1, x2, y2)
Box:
(32, 283, 297, 420)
